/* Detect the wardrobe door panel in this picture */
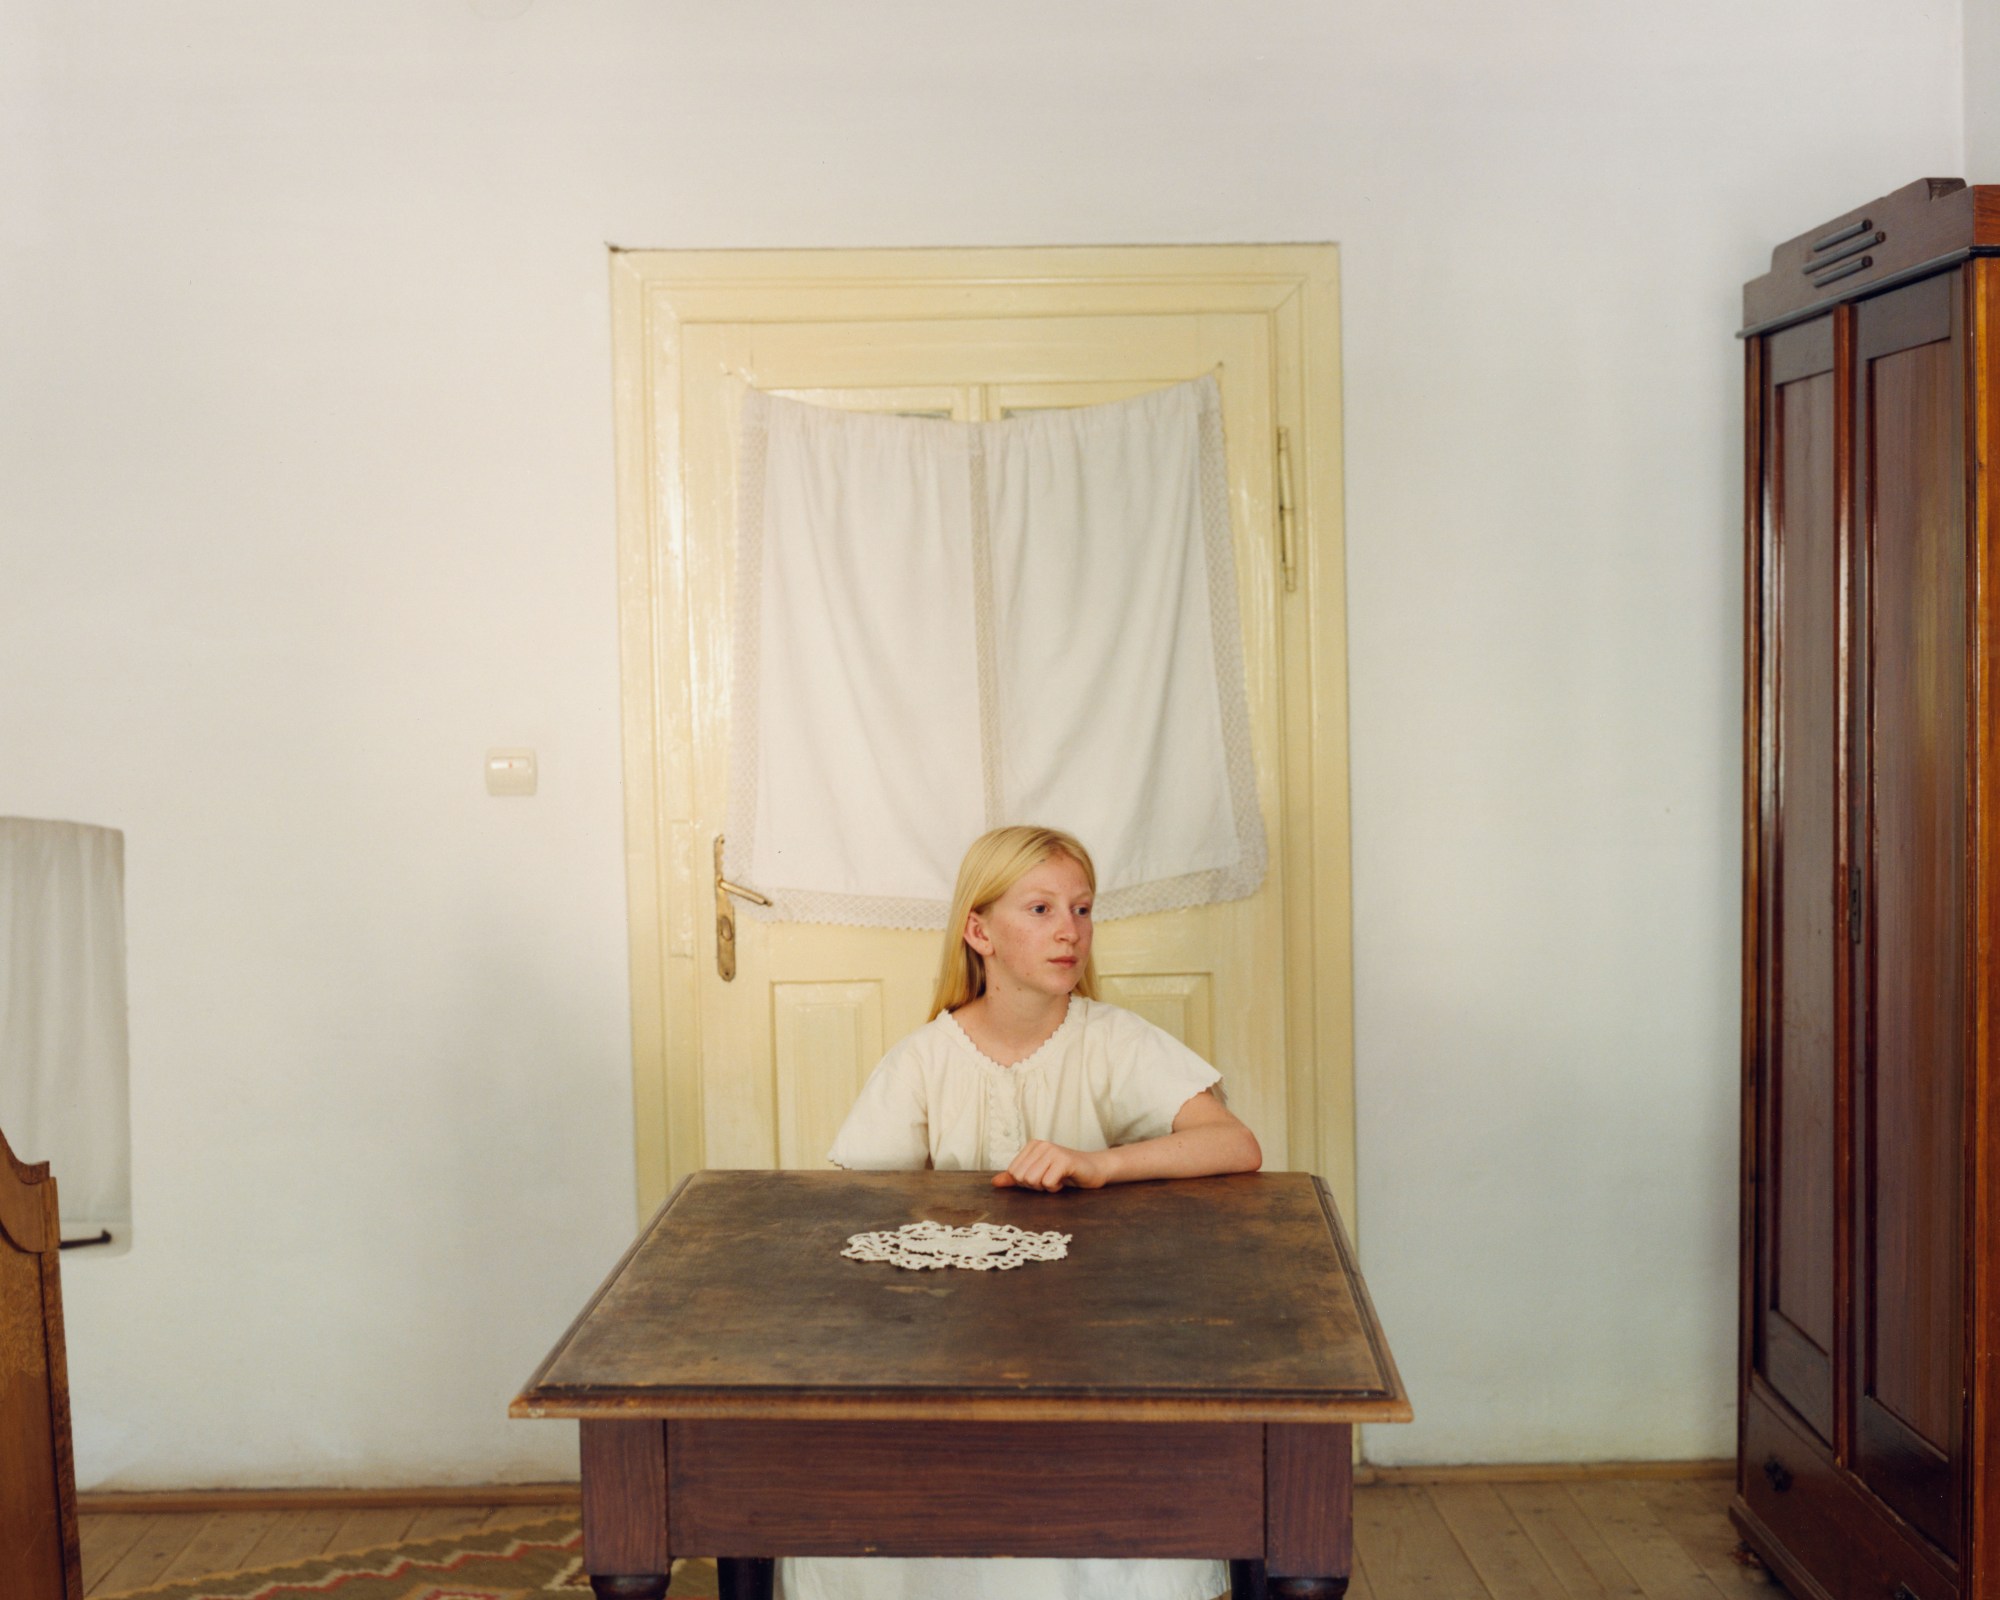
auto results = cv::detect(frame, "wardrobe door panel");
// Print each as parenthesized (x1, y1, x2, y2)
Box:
(1757, 314, 1841, 1443)
(1854, 270, 1966, 1558)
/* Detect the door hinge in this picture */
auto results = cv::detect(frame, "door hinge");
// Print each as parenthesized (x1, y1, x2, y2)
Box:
(1847, 866, 1862, 945)
(1275, 426, 1298, 593)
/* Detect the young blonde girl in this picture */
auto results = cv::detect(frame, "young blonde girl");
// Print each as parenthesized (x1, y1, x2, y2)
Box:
(828, 823, 1260, 1188)
(784, 825, 1260, 1600)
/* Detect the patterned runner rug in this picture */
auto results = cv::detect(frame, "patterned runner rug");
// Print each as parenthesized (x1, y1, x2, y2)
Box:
(98, 1516, 720, 1600)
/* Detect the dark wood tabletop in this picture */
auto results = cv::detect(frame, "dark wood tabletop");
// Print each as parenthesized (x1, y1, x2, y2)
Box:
(513, 1169, 1409, 1425)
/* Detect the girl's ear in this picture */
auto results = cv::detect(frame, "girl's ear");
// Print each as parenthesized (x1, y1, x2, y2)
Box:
(964, 909, 995, 956)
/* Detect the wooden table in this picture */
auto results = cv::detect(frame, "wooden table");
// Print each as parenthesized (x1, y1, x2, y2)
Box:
(513, 1170, 1409, 1600)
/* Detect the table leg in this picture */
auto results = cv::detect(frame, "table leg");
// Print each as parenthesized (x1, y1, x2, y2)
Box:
(590, 1580, 668, 1600)
(1230, 1558, 1269, 1599)
(718, 1556, 776, 1600)
(581, 1420, 672, 1600)
(1263, 1424, 1352, 1600)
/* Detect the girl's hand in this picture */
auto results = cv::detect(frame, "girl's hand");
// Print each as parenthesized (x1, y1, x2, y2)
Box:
(993, 1140, 1109, 1191)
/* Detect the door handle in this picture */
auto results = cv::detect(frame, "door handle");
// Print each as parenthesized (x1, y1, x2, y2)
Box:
(714, 835, 771, 982)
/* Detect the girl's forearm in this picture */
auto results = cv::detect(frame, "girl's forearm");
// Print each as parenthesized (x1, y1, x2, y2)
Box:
(1098, 1122, 1262, 1184)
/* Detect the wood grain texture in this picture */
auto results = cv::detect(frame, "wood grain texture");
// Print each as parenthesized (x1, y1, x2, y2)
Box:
(1309, 1184, 1410, 1430)
(151, 1511, 281, 1583)
(1755, 313, 1840, 1445)
(1771, 356, 1838, 1362)
(89, 1514, 206, 1595)
(1767, 316, 1834, 386)
(1352, 1486, 1487, 1600)
(1829, 298, 1857, 1473)
(1267, 1424, 1352, 1578)
(406, 1503, 514, 1538)
(1851, 271, 1967, 1558)
(327, 1506, 420, 1551)
(669, 1418, 1260, 1557)
(0, 1128, 55, 1254)
(77, 1513, 150, 1594)
(516, 1171, 1408, 1423)
(0, 1123, 82, 1600)
(1635, 1480, 1773, 1600)
(1366, 1464, 1729, 1487)
(1965, 249, 2000, 1600)
(1738, 211, 2000, 1600)
(1497, 1482, 1648, 1600)
(236, 1507, 350, 1569)
(1424, 1484, 1568, 1600)
(1739, 330, 1765, 1521)
(1561, 1483, 1716, 1600)
(1734, 1384, 1957, 1600)
(582, 1419, 670, 1576)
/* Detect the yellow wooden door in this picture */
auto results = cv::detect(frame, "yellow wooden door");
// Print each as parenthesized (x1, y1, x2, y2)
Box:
(613, 248, 1356, 1224)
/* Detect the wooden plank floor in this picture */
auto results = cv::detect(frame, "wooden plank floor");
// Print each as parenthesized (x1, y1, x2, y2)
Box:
(78, 1477, 1772, 1600)
(1357, 1478, 1769, 1600)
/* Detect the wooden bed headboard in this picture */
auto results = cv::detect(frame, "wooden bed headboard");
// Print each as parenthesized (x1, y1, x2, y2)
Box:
(0, 1124, 83, 1600)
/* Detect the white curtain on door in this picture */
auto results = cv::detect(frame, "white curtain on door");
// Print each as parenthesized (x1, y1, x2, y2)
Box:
(0, 817, 131, 1243)
(725, 375, 1265, 929)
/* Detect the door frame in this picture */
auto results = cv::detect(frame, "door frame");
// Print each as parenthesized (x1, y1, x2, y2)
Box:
(608, 245, 1359, 1231)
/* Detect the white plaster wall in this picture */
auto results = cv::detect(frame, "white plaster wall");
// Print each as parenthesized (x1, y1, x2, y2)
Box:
(0, 1, 1965, 1483)
(1971, 0, 1999, 175)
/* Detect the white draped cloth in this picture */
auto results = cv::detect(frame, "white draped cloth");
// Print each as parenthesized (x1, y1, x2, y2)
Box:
(726, 375, 1264, 927)
(0, 817, 131, 1244)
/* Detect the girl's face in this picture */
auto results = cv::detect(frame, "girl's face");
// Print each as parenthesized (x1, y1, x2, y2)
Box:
(966, 852, 1094, 1002)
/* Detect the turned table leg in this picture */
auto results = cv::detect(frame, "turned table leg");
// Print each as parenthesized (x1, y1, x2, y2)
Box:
(719, 1556, 776, 1600)
(581, 1421, 673, 1600)
(590, 1579, 668, 1600)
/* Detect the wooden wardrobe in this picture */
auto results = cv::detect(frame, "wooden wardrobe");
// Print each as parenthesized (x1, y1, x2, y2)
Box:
(1737, 177, 2000, 1600)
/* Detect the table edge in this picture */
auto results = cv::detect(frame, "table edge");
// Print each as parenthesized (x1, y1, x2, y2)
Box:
(508, 1392, 1416, 1424)
(513, 1172, 694, 1401)
(1311, 1174, 1413, 1417)
(510, 1171, 1414, 1428)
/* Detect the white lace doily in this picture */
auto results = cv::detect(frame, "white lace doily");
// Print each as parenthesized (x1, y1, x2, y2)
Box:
(842, 1219, 1071, 1272)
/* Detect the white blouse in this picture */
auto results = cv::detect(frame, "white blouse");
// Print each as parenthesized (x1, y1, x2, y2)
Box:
(826, 995, 1223, 1173)
(787, 997, 1230, 1600)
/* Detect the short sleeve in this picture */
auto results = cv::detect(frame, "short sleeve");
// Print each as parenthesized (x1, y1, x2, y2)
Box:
(826, 1048, 930, 1171)
(1102, 1012, 1224, 1147)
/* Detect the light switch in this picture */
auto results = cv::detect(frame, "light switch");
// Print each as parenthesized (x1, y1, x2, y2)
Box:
(486, 749, 537, 797)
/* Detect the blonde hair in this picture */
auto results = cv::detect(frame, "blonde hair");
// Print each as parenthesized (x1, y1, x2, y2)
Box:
(930, 825, 1100, 1018)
